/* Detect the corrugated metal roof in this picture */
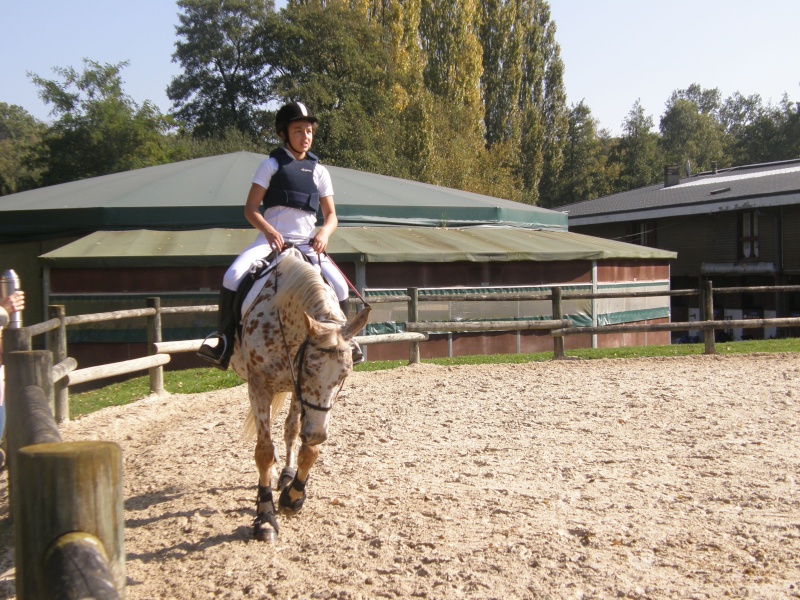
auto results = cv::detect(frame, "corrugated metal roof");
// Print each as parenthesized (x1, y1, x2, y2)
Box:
(39, 227, 675, 268)
(1, 151, 566, 240)
(559, 159, 800, 226)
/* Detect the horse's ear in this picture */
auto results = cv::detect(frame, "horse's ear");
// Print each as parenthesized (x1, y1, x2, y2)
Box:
(342, 306, 371, 341)
(304, 312, 325, 336)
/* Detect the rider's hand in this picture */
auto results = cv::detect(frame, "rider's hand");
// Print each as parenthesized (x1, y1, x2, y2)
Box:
(264, 228, 285, 252)
(310, 231, 329, 253)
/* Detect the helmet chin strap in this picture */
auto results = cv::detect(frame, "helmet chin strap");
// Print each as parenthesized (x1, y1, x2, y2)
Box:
(281, 134, 305, 159)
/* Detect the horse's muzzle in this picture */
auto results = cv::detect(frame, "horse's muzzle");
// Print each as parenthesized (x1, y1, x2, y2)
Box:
(301, 429, 328, 446)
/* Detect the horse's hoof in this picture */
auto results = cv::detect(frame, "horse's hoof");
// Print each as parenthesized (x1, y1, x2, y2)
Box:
(279, 483, 306, 513)
(278, 467, 296, 491)
(254, 525, 277, 542)
(253, 510, 279, 542)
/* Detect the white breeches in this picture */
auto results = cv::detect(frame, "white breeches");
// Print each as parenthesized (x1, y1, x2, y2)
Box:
(223, 235, 348, 302)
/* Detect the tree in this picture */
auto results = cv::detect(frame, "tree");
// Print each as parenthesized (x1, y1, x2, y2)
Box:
(722, 91, 800, 165)
(420, 0, 483, 115)
(659, 84, 727, 172)
(0, 103, 45, 195)
(29, 60, 172, 186)
(262, 1, 403, 173)
(613, 100, 663, 190)
(168, 0, 274, 139)
(518, 1, 568, 204)
(546, 100, 607, 207)
(480, 0, 523, 149)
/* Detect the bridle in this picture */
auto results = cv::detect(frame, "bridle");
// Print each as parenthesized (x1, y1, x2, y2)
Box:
(288, 336, 348, 416)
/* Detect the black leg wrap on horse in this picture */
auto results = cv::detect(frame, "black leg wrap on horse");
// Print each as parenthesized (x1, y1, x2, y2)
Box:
(254, 485, 279, 537)
(278, 467, 296, 492)
(278, 476, 307, 513)
(257, 484, 274, 504)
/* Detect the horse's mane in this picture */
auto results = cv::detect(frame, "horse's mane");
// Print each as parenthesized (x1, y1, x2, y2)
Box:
(272, 249, 343, 323)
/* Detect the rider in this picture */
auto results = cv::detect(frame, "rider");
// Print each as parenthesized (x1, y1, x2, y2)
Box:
(198, 101, 363, 370)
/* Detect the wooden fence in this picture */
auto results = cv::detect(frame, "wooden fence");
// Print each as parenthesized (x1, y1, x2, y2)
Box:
(5, 348, 124, 600)
(5, 281, 800, 598)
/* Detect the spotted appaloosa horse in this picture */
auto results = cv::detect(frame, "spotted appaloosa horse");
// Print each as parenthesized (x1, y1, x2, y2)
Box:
(229, 247, 370, 542)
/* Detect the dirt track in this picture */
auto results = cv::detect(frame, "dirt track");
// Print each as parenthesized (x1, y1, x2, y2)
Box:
(1, 354, 800, 599)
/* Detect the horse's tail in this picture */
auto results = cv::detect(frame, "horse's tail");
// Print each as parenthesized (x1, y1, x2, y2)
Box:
(241, 391, 293, 439)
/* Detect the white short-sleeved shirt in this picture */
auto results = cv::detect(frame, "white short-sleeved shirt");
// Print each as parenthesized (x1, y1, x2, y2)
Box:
(252, 148, 334, 244)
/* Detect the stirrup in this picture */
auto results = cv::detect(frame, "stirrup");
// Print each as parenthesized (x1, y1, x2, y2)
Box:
(197, 332, 228, 365)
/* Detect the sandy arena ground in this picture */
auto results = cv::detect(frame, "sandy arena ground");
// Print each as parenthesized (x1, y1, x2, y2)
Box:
(1, 353, 799, 599)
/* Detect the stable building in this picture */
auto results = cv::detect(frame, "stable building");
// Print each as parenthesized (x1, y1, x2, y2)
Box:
(559, 159, 800, 341)
(1, 152, 675, 367)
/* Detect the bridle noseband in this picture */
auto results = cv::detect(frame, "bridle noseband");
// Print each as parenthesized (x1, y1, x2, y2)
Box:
(290, 337, 348, 415)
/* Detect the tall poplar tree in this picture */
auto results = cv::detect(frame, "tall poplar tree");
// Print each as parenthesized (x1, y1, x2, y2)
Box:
(478, 0, 568, 204)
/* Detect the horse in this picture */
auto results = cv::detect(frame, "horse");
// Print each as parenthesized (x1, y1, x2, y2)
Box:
(229, 247, 370, 542)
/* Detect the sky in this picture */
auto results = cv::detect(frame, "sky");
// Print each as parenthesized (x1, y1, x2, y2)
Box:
(2, 0, 798, 136)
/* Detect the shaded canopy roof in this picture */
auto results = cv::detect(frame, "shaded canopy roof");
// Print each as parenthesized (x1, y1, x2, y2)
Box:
(559, 158, 800, 226)
(40, 227, 676, 268)
(1, 151, 566, 241)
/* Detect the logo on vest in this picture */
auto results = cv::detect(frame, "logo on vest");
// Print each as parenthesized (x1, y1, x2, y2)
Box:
(301, 168, 313, 173)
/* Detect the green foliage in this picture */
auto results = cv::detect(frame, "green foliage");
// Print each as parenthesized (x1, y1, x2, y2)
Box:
(13, 2, 800, 200)
(169, 0, 274, 139)
(264, 1, 401, 173)
(660, 85, 726, 173)
(614, 100, 664, 189)
(543, 100, 607, 207)
(0, 103, 45, 195)
(29, 60, 173, 185)
(166, 126, 269, 161)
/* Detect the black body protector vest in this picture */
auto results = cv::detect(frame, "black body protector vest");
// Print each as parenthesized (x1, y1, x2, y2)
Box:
(262, 148, 321, 214)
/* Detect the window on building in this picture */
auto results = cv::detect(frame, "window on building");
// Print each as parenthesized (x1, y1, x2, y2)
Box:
(739, 210, 759, 259)
(630, 221, 657, 247)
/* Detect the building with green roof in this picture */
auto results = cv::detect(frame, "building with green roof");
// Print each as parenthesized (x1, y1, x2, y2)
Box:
(0, 152, 675, 365)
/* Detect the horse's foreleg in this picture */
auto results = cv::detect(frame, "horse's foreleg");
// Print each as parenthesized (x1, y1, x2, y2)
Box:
(253, 414, 279, 542)
(278, 401, 302, 492)
(279, 442, 319, 513)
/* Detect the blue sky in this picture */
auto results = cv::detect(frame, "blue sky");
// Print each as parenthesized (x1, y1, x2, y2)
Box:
(3, 0, 798, 136)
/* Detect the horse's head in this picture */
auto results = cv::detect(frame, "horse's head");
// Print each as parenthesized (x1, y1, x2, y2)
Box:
(296, 306, 371, 445)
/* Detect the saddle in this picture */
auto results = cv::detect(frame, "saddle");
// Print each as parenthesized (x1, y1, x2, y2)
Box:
(232, 245, 331, 339)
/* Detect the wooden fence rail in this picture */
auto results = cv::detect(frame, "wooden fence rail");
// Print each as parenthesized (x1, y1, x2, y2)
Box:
(4, 281, 798, 598)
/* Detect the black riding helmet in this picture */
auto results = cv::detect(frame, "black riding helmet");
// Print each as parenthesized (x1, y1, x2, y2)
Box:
(275, 102, 318, 138)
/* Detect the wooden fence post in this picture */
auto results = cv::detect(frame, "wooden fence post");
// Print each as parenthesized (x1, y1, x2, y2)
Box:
(408, 287, 420, 365)
(16, 440, 125, 600)
(702, 280, 716, 355)
(49, 304, 70, 423)
(147, 297, 165, 396)
(551, 286, 565, 359)
(5, 350, 54, 479)
(3, 326, 32, 354)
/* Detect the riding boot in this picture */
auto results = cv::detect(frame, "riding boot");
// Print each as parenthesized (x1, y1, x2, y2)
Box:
(340, 300, 365, 364)
(197, 287, 238, 370)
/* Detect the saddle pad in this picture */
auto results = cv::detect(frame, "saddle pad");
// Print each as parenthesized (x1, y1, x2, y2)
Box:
(240, 250, 321, 322)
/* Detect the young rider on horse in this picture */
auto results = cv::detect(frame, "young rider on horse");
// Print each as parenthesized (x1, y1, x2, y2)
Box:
(198, 101, 362, 369)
